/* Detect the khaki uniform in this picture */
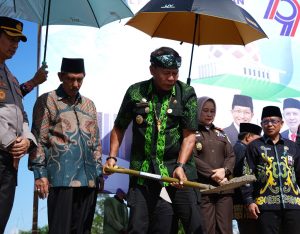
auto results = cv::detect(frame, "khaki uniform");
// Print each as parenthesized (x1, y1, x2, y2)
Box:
(194, 124, 235, 234)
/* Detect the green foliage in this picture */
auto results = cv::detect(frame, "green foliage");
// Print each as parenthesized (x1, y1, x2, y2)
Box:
(91, 193, 110, 234)
(19, 225, 48, 234)
(178, 219, 185, 234)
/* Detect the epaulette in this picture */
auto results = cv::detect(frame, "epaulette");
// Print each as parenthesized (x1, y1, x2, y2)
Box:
(214, 127, 230, 142)
(214, 126, 224, 132)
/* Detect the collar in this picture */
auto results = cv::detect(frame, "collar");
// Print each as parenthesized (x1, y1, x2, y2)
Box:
(237, 140, 247, 147)
(114, 195, 125, 204)
(262, 134, 284, 145)
(148, 78, 176, 98)
(56, 84, 82, 103)
(198, 123, 215, 131)
(233, 122, 239, 131)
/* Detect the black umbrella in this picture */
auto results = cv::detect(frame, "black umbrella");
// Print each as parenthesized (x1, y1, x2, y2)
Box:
(126, 0, 267, 85)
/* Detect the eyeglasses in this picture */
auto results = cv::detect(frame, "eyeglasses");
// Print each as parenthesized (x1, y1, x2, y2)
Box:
(261, 119, 281, 125)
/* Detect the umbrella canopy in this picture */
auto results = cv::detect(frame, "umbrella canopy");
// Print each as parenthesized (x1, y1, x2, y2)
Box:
(0, 0, 133, 62)
(126, 0, 267, 85)
(0, 0, 133, 27)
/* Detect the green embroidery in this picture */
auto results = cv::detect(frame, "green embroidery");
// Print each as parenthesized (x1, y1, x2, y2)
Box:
(170, 127, 180, 146)
(138, 85, 175, 186)
(137, 100, 153, 185)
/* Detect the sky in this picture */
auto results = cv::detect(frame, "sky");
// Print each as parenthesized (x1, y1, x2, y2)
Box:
(5, 20, 48, 234)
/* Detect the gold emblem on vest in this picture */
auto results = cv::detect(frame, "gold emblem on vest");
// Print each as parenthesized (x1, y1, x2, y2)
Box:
(136, 115, 144, 124)
(196, 142, 202, 151)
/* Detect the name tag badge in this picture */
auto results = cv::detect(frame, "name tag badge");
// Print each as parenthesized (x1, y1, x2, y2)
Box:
(288, 155, 294, 166)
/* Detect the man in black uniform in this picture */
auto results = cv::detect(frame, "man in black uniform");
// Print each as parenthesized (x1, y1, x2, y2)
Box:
(242, 106, 300, 234)
(233, 123, 262, 234)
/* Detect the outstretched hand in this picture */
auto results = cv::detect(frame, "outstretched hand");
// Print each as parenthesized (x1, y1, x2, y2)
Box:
(247, 203, 260, 219)
(103, 158, 117, 175)
(211, 168, 226, 183)
(171, 167, 187, 188)
(9, 137, 30, 158)
(31, 65, 48, 86)
(35, 177, 49, 199)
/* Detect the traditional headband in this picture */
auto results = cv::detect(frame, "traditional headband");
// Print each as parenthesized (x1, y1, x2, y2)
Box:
(150, 54, 181, 69)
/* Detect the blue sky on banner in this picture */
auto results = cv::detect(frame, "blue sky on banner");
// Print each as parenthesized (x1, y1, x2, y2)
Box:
(4, 0, 300, 233)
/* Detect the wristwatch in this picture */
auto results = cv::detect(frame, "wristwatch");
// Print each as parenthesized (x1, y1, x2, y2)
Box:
(175, 162, 186, 171)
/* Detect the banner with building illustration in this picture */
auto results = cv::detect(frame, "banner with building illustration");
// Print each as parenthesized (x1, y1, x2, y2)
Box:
(39, 0, 300, 193)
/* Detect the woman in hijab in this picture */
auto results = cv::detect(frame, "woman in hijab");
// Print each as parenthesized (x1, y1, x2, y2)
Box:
(194, 96, 235, 234)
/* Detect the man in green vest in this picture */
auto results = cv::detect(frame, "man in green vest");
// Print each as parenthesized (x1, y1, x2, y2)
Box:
(104, 47, 204, 234)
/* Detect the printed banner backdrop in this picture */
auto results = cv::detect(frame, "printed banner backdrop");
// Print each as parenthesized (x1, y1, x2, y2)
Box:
(39, 0, 300, 193)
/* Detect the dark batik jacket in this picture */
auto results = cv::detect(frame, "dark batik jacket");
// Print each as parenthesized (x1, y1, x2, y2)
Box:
(242, 135, 300, 210)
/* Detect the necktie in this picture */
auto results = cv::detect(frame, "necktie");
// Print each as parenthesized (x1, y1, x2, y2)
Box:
(291, 133, 297, 142)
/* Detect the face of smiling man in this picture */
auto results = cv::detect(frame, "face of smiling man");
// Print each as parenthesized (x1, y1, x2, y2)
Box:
(283, 108, 300, 133)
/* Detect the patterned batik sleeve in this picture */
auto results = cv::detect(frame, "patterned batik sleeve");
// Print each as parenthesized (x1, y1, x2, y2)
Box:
(241, 143, 256, 205)
(91, 101, 103, 177)
(294, 143, 300, 186)
(182, 85, 198, 131)
(28, 94, 50, 179)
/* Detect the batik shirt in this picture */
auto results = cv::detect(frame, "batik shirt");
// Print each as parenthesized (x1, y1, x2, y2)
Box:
(29, 85, 102, 188)
(242, 135, 300, 210)
(115, 78, 198, 185)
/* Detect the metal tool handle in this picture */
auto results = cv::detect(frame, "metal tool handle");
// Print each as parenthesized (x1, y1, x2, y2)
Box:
(104, 166, 215, 190)
(105, 166, 256, 194)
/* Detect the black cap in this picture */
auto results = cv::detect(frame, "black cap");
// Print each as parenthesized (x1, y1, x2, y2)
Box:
(61, 58, 85, 74)
(232, 94, 253, 111)
(261, 106, 282, 119)
(240, 123, 262, 136)
(0, 17, 27, 42)
(283, 98, 300, 109)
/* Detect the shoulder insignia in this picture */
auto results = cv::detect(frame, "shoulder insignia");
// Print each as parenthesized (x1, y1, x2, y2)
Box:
(215, 126, 224, 132)
(196, 142, 202, 151)
(214, 129, 225, 137)
(0, 90, 6, 101)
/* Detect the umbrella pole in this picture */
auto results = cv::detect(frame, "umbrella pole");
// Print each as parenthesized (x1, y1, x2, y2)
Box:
(187, 14, 199, 86)
(31, 23, 43, 234)
(42, 0, 52, 64)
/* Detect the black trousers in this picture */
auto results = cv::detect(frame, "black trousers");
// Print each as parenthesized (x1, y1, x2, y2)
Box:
(237, 219, 258, 234)
(0, 153, 17, 234)
(47, 187, 97, 234)
(258, 209, 300, 234)
(127, 180, 204, 234)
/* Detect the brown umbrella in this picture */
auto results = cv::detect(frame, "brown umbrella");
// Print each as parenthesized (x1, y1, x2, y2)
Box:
(126, 0, 267, 85)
